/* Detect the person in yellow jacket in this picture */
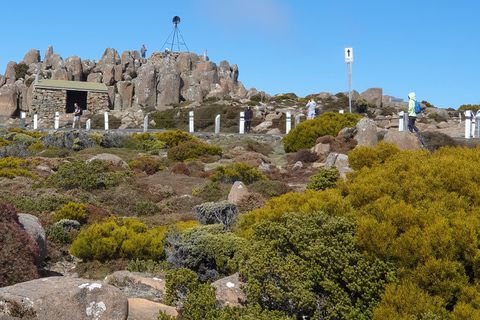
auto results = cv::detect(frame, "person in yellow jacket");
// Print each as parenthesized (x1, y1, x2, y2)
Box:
(407, 92, 420, 133)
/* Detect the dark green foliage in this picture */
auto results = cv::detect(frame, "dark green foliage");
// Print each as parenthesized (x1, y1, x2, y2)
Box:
(355, 99, 376, 114)
(0, 196, 71, 214)
(128, 133, 166, 153)
(46, 224, 73, 245)
(248, 180, 292, 199)
(250, 94, 262, 102)
(164, 267, 199, 306)
(283, 112, 363, 153)
(194, 181, 225, 202)
(136, 200, 161, 216)
(121, 135, 143, 150)
(209, 162, 267, 185)
(458, 104, 480, 112)
(239, 211, 396, 319)
(165, 224, 245, 282)
(70, 217, 166, 261)
(245, 100, 260, 106)
(421, 131, 456, 153)
(127, 258, 168, 273)
(167, 140, 222, 162)
(421, 100, 435, 109)
(306, 166, 339, 191)
(323, 92, 349, 112)
(293, 149, 319, 163)
(0, 202, 39, 286)
(193, 201, 239, 231)
(14, 62, 29, 80)
(40, 159, 134, 191)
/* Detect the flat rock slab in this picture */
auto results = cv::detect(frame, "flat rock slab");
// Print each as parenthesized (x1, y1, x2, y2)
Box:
(0, 277, 128, 320)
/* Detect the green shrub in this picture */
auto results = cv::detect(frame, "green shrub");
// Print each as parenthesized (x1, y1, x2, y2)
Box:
(0, 137, 12, 148)
(155, 130, 199, 148)
(164, 267, 199, 306)
(347, 141, 401, 171)
(355, 99, 375, 114)
(306, 166, 339, 191)
(250, 94, 262, 102)
(458, 104, 480, 112)
(0, 196, 71, 214)
(14, 62, 29, 80)
(209, 162, 267, 185)
(121, 135, 143, 150)
(52, 202, 87, 224)
(28, 141, 45, 151)
(7, 133, 38, 146)
(129, 156, 164, 174)
(46, 224, 72, 245)
(8, 128, 47, 139)
(129, 132, 166, 153)
(136, 200, 161, 216)
(248, 180, 292, 199)
(421, 100, 435, 109)
(193, 201, 238, 231)
(0, 202, 39, 287)
(0, 157, 38, 179)
(167, 140, 222, 162)
(55, 219, 81, 232)
(283, 112, 363, 152)
(40, 159, 134, 191)
(245, 100, 260, 106)
(127, 259, 168, 273)
(70, 217, 167, 261)
(420, 131, 456, 153)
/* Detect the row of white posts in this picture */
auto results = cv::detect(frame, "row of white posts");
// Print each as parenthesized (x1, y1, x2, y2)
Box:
(24, 111, 300, 135)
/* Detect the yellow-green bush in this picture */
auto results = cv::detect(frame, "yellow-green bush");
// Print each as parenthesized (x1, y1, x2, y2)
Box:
(283, 112, 362, 152)
(155, 130, 199, 148)
(128, 156, 164, 174)
(28, 141, 45, 151)
(130, 132, 167, 153)
(8, 128, 47, 139)
(347, 141, 401, 171)
(0, 137, 12, 148)
(209, 162, 266, 185)
(52, 202, 87, 224)
(0, 157, 38, 179)
(70, 217, 167, 261)
(167, 140, 222, 162)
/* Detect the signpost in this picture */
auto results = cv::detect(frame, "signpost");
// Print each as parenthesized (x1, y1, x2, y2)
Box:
(344, 47, 353, 113)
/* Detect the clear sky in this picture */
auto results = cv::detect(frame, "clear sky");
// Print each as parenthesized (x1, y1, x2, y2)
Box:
(0, 0, 478, 109)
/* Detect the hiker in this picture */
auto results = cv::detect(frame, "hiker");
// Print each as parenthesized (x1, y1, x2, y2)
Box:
(408, 92, 420, 133)
(306, 99, 317, 120)
(244, 105, 253, 133)
(165, 48, 169, 56)
(73, 103, 82, 129)
(140, 44, 147, 58)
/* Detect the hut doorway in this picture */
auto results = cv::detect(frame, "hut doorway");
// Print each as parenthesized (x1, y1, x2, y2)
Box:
(66, 90, 87, 113)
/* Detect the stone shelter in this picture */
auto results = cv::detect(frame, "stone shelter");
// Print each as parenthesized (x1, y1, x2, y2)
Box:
(31, 79, 110, 118)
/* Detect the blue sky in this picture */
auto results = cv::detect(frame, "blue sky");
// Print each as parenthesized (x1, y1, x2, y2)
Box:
(1, 0, 478, 109)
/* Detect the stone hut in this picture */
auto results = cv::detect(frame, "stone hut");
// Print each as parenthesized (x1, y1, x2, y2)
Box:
(31, 79, 109, 118)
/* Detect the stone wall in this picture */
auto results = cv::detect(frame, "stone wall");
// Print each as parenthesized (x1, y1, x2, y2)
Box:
(87, 91, 110, 113)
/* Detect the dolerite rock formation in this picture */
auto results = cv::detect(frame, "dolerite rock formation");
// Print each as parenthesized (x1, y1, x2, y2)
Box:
(0, 46, 248, 117)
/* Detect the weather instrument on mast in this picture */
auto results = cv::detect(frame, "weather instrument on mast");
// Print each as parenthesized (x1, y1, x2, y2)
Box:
(162, 16, 189, 52)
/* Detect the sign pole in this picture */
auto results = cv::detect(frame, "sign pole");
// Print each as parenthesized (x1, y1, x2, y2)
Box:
(344, 47, 353, 113)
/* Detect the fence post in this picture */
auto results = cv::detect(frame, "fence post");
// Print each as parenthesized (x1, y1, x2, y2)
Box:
(21, 112, 26, 129)
(86, 119, 91, 131)
(215, 115, 220, 134)
(295, 114, 301, 127)
(465, 110, 472, 139)
(286, 111, 291, 134)
(33, 114, 38, 130)
(104, 112, 109, 131)
(54, 112, 59, 129)
(339, 110, 344, 114)
(239, 112, 245, 134)
(144, 115, 148, 133)
(189, 111, 194, 133)
(399, 111, 404, 131)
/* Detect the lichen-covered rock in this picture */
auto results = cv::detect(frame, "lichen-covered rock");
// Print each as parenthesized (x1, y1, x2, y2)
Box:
(17, 213, 46, 267)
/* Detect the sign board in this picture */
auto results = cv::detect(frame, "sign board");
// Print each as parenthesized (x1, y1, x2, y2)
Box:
(344, 47, 353, 63)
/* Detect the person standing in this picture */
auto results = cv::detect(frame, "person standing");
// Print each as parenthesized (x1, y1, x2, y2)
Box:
(306, 99, 317, 120)
(140, 44, 147, 58)
(73, 103, 82, 129)
(407, 92, 420, 133)
(244, 105, 253, 133)
(165, 48, 169, 56)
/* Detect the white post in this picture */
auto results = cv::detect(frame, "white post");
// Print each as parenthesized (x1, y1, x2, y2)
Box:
(465, 110, 472, 139)
(459, 113, 462, 123)
(473, 118, 477, 138)
(239, 112, 245, 134)
(104, 112, 109, 131)
(399, 111, 404, 131)
(189, 111, 194, 133)
(339, 110, 344, 114)
(54, 112, 59, 129)
(286, 111, 292, 134)
(203, 50, 207, 62)
(144, 115, 148, 133)
(33, 114, 38, 130)
(215, 115, 220, 134)
(86, 119, 91, 131)
(295, 114, 301, 127)
(21, 112, 26, 129)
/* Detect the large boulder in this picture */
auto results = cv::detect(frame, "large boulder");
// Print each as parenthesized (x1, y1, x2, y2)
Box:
(21, 49, 41, 67)
(325, 152, 352, 179)
(383, 130, 423, 150)
(128, 299, 177, 320)
(40, 131, 98, 150)
(0, 84, 19, 117)
(156, 57, 181, 106)
(228, 181, 249, 204)
(4, 61, 17, 85)
(103, 64, 115, 86)
(354, 118, 378, 147)
(17, 213, 46, 267)
(97, 48, 121, 71)
(360, 88, 383, 108)
(212, 272, 246, 308)
(65, 55, 83, 81)
(115, 81, 133, 110)
(0, 277, 128, 320)
(43, 45, 54, 69)
(87, 153, 129, 169)
(134, 63, 157, 108)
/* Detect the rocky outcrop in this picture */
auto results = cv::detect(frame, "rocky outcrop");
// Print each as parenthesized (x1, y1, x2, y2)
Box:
(87, 153, 129, 169)
(0, 85, 19, 117)
(0, 277, 128, 320)
(212, 272, 246, 308)
(228, 181, 249, 204)
(354, 118, 378, 147)
(383, 130, 423, 150)
(360, 88, 383, 108)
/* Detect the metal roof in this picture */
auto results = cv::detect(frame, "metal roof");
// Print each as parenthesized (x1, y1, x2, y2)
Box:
(34, 79, 108, 92)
